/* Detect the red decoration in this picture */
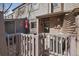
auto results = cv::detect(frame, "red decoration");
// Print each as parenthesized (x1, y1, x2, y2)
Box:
(25, 19, 28, 29)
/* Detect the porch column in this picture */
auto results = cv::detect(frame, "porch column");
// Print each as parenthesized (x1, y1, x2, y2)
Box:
(36, 18, 39, 56)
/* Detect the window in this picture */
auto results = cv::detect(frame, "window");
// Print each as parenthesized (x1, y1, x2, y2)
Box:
(43, 20, 49, 33)
(31, 22, 36, 28)
(53, 3, 58, 8)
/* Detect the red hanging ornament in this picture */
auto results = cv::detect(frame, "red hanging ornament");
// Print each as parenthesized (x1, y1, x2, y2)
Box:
(25, 19, 28, 29)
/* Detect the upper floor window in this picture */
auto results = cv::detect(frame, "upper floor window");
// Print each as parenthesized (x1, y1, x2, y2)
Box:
(31, 22, 36, 28)
(53, 3, 58, 8)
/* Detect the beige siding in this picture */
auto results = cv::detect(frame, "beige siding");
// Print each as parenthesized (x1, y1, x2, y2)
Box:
(64, 3, 79, 12)
(29, 3, 51, 34)
(53, 3, 61, 12)
(29, 3, 51, 19)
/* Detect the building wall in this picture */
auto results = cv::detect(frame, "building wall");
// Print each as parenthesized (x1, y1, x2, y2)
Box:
(64, 3, 79, 12)
(53, 3, 62, 12)
(5, 3, 79, 34)
(53, 3, 79, 12)
(29, 3, 51, 34)
(5, 13, 13, 19)
(12, 4, 28, 19)
(5, 21, 15, 34)
(6, 3, 51, 34)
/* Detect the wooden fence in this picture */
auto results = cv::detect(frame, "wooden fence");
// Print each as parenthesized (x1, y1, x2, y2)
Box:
(6, 33, 72, 56)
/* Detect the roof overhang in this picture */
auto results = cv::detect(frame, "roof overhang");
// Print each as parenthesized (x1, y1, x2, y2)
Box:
(5, 17, 27, 22)
(36, 11, 70, 19)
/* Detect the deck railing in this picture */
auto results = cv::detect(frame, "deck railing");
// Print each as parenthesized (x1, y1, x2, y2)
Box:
(39, 33, 71, 56)
(6, 33, 37, 56)
(6, 33, 73, 56)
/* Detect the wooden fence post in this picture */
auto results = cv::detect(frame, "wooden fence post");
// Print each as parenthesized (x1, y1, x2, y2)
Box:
(0, 11, 7, 55)
(36, 18, 39, 56)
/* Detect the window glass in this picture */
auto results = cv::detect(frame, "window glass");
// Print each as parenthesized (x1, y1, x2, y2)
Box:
(31, 22, 36, 28)
(43, 20, 49, 33)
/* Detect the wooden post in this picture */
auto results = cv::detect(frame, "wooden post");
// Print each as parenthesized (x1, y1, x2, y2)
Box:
(0, 11, 7, 55)
(25, 35, 27, 56)
(32, 34, 34, 56)
(65, 38, 68, 56)
(36, 18, 39, 56)
(14, 20, 17, 34)
(21, 34, 23, 56)
(12, 35, 14, 55)
(53, 36, 55, 55)
(29, 35, 31, 56)
(47, 34, 50, 52)
(75, 15, 79, 56)
(70, 34, 76, 56)
(61, 3, 64, 11)
(56, 36, 58, 55)
(8, 35, 10, 55)
(23, 35, 25, 56)
(61, 37, 62, 55)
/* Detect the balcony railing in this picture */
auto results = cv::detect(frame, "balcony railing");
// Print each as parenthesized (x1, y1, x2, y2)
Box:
(6, 33, 37, 56)
(6, 33, 73, 56)
(39, 33, 71, 56)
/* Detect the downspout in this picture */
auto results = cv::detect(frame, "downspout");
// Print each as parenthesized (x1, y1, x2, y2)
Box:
(27, 3, 32, 33)
(51, 3, 53, 13)
(61, 3, 64, 12)
(48, 3, 49, 13)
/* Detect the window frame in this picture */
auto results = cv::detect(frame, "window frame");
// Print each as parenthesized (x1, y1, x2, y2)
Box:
(31, 22, 36, 28)
(53, 3, 59, 9)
